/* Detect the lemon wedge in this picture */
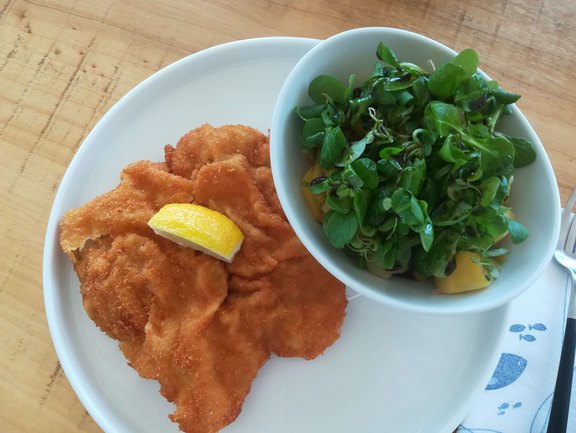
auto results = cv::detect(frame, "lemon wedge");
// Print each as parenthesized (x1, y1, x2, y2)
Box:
(147, 203, 244, 263)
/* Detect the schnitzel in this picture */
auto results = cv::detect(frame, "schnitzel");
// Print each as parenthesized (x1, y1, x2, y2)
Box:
(60, 124, 347, 433)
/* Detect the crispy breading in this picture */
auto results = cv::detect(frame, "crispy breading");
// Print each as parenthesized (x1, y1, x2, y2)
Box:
(60, 161, 195, 255)
(60, 124, 347, 433)
(164, 124, 270, 181)
(191, 153, 307, 277)
(190, 154, 345, 359)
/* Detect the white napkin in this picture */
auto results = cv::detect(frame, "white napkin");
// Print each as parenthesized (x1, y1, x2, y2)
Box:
(458, 259, 575, 433)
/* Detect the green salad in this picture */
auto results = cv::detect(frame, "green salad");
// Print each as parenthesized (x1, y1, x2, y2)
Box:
(296, 43, 537, 293)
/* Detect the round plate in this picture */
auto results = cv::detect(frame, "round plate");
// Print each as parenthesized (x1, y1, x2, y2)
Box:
(43, 37, 508, 433)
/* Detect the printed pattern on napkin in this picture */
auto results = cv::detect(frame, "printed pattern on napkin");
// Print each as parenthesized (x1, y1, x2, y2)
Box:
(458, 261, 576, 433)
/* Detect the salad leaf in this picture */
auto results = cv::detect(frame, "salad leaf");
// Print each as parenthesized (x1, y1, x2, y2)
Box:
(428, 63, 467, 99)
(376, 42, 401, 69)
(510, 136, 537, 168)
(308, 75, 347, 104)
(300, 118, 324, 149)
(425, 102, 465, 137)
(451, 48, 479, 76)
(507, 218, 530, 244)
(323, 210, 358, 248)
(319, 126, 346, 169)
(296, 43, 535, 282)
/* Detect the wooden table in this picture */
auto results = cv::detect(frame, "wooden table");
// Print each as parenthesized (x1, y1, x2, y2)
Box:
(1, 0, 575, 432)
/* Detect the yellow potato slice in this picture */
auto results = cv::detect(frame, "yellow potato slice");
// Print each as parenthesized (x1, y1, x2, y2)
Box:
(301, 164, 326, 223)
(434, 251, 491, 294)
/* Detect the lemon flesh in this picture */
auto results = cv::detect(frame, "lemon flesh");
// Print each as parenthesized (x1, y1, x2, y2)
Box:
(148, 203, 244, 263)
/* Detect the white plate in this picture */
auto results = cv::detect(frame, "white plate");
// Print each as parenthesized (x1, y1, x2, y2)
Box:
(43, 37, 509, 433)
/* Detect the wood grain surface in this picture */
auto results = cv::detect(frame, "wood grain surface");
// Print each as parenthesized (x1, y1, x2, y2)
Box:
(1, 0, 574, 432)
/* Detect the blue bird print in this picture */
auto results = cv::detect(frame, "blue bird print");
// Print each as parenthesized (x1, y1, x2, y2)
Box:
(486, 353, 527, 390)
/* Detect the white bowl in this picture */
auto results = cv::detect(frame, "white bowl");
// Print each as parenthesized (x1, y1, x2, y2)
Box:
(270, 27, 560, 315)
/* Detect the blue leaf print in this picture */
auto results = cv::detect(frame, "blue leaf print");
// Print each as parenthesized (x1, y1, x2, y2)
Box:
(509, 324, 526, 332)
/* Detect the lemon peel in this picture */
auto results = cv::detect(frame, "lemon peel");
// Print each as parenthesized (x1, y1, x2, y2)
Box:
(148, 203, 244, 263)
